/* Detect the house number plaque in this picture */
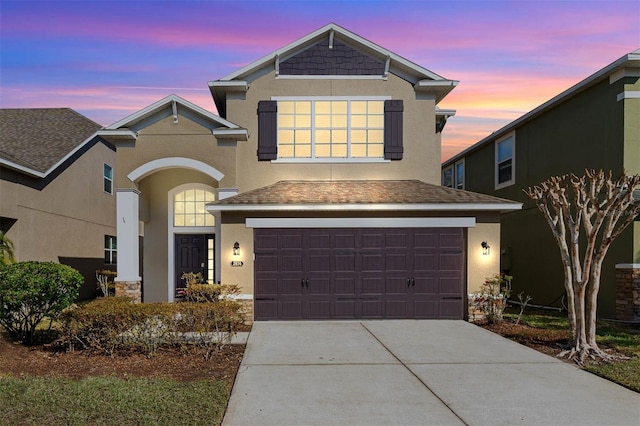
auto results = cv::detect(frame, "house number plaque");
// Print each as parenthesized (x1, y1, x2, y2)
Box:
(230, 261, 244, 267)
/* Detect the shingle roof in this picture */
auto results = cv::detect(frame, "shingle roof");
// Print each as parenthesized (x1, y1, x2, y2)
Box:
(214, 180, 520, 210)
(0, 108, 101, 174)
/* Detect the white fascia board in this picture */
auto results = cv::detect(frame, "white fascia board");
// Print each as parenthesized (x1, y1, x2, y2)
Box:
(96, 129, 137, 143)
(212, 128, 249, 141)
(436, 109, 457, 117)
(106, 94, 239, 130)
(207, 81, 248, 92)
(0, 158, 46, 178)
(246, 217, 477, 228)
(208, 203, 522, 213)
(218, 23, 448, 82)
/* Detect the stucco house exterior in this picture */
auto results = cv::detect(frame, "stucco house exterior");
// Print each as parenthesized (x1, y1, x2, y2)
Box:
(442, 48, 640, 319)
(0, 108, 117, 299)
(100, 23, 521, 320)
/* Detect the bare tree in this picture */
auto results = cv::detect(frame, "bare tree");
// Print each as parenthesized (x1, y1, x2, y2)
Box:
(524, 169, 640, 363)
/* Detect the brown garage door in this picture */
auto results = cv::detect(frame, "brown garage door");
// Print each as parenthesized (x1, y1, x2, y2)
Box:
(254, 228, 464, 320)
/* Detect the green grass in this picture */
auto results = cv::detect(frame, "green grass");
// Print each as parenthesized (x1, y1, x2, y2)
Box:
(503, 308, 640, 392)
(0, 376, 230, 426)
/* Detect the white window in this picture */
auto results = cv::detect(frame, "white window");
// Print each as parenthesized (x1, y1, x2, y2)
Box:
(442, 160, 464, 189)
(103, 163, 113, 194)
(495, 133, 515, 189)
(104, 235, 117, 264)
(442, 166, 453, 188)
(276, 97, 385, 160)
(455, 160, 465, 190)
(173, 189, 216, 227)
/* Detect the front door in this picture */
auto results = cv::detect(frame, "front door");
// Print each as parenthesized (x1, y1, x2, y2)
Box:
(175, 234, 215, 297)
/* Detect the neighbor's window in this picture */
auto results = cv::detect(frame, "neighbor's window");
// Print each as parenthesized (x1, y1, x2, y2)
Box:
(103, 163, 113, 194)
(277, 98, 385, 159)
(442, 166, 453, 188)
(455, 160, 465, 189)
(174, 189, 215, 227)
(104, 235, 117, 264)
(495, 133, 515, 188)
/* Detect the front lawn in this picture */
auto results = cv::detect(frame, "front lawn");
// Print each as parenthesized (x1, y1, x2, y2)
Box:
(480, 308, 640, 392)
(0, 376, 229, 426)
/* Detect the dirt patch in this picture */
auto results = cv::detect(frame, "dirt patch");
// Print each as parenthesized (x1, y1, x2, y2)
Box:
(0, 334, 244, 384)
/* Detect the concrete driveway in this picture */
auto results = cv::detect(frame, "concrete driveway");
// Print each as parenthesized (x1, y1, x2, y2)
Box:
(223, 320, 639, 426)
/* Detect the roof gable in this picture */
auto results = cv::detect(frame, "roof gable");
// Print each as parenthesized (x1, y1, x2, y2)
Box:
(99, 94, 247, 144)
(0, 108, 101, 176)
(279, 38, 385, 76)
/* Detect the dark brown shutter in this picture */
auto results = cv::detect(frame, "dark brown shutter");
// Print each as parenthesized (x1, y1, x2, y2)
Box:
(384, 99, 403, 160)
(258, 101, 278, 160)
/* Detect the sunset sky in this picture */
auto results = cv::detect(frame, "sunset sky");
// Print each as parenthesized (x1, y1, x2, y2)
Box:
(1, 0, 638, 161)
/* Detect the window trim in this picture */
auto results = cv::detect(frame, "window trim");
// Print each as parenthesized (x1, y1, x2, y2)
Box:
(272, 95, 391, 162)
(104, 235, 117, 265)
(455, 159, 465, 190)
(103, 163, 113, 195)
(442, 165, 454, 188)
(495, 132, 515, 190)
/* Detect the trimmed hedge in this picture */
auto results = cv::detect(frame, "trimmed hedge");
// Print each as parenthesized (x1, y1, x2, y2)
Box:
(60, 297, 244, 357)
(0, 261, 82, 344)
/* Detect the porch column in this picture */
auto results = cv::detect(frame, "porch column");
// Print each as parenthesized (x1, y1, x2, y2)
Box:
(115, 189, 142, 302)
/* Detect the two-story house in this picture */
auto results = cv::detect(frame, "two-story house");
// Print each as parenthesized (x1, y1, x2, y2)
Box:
(0, 108, 117, 299)
(100, 23, 520, 320)
(442, 49, 640, 319)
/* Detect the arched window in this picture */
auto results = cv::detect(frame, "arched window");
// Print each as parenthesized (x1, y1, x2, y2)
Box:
(173, 189, 215, 227)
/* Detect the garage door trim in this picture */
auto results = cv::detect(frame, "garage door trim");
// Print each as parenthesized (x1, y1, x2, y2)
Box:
(247, 217, 476, 228)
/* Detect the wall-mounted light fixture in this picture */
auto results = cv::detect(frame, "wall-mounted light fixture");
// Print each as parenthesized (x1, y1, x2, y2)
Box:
(233, 241, 240, 256)
(481, 241, 490, 255)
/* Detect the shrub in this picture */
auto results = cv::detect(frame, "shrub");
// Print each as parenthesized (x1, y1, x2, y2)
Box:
(0, 261, 83, 344)
(179, 272, 241, 303)
(470, 274, 512, 324)
(60, 296, 245, 357)
(96, 269, 117, 297)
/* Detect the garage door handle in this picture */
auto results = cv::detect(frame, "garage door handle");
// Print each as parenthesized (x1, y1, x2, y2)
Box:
(407, 278, 415, 287)
(301, 279, 309, 288)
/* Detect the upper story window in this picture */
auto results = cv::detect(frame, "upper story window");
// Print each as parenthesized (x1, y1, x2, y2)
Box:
(103, 164, 113, 194)
(442, 159, 464, 189)
(174, 189, 215, 227)
(276, 98, 385, 160)
(495, 133, 515, 189)
(104, 235, 117, 264)
(455, 160, 465, 189)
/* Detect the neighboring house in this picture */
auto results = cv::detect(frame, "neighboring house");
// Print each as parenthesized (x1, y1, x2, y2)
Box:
(100, 23, 521, 320)
(442, 49, 640, 319)
(0, 108, 117, 299)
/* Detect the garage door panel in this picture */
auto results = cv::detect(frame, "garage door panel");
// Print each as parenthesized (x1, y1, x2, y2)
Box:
(282, 233, 303, 249)
(385, 253, 408, 271)
(439, 253, 463, 270)
(362, 254, 384, 272)
(361, 299, 383, 318)
(362, 276, 384, 295)
(282, 255, 303, 272)
(413, 276, 436, 295)
(334, 254, 356, 272)
(413, 231, 437, 248)
(386, 300, 408, 318)
(309, 254, 331, 272)
(254, 227, 464, 320)
(334, 277, 356, 295)
(308, 277, 331, 296)
(413, 300, 436, 318)
(281, 300, 304, 319)
(385, 277, 410, 295)
(439, 300, 463, 319)
(255, 278, 278, 296)
(255, 301, 278, 320)
(334, 300, 356, 318)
